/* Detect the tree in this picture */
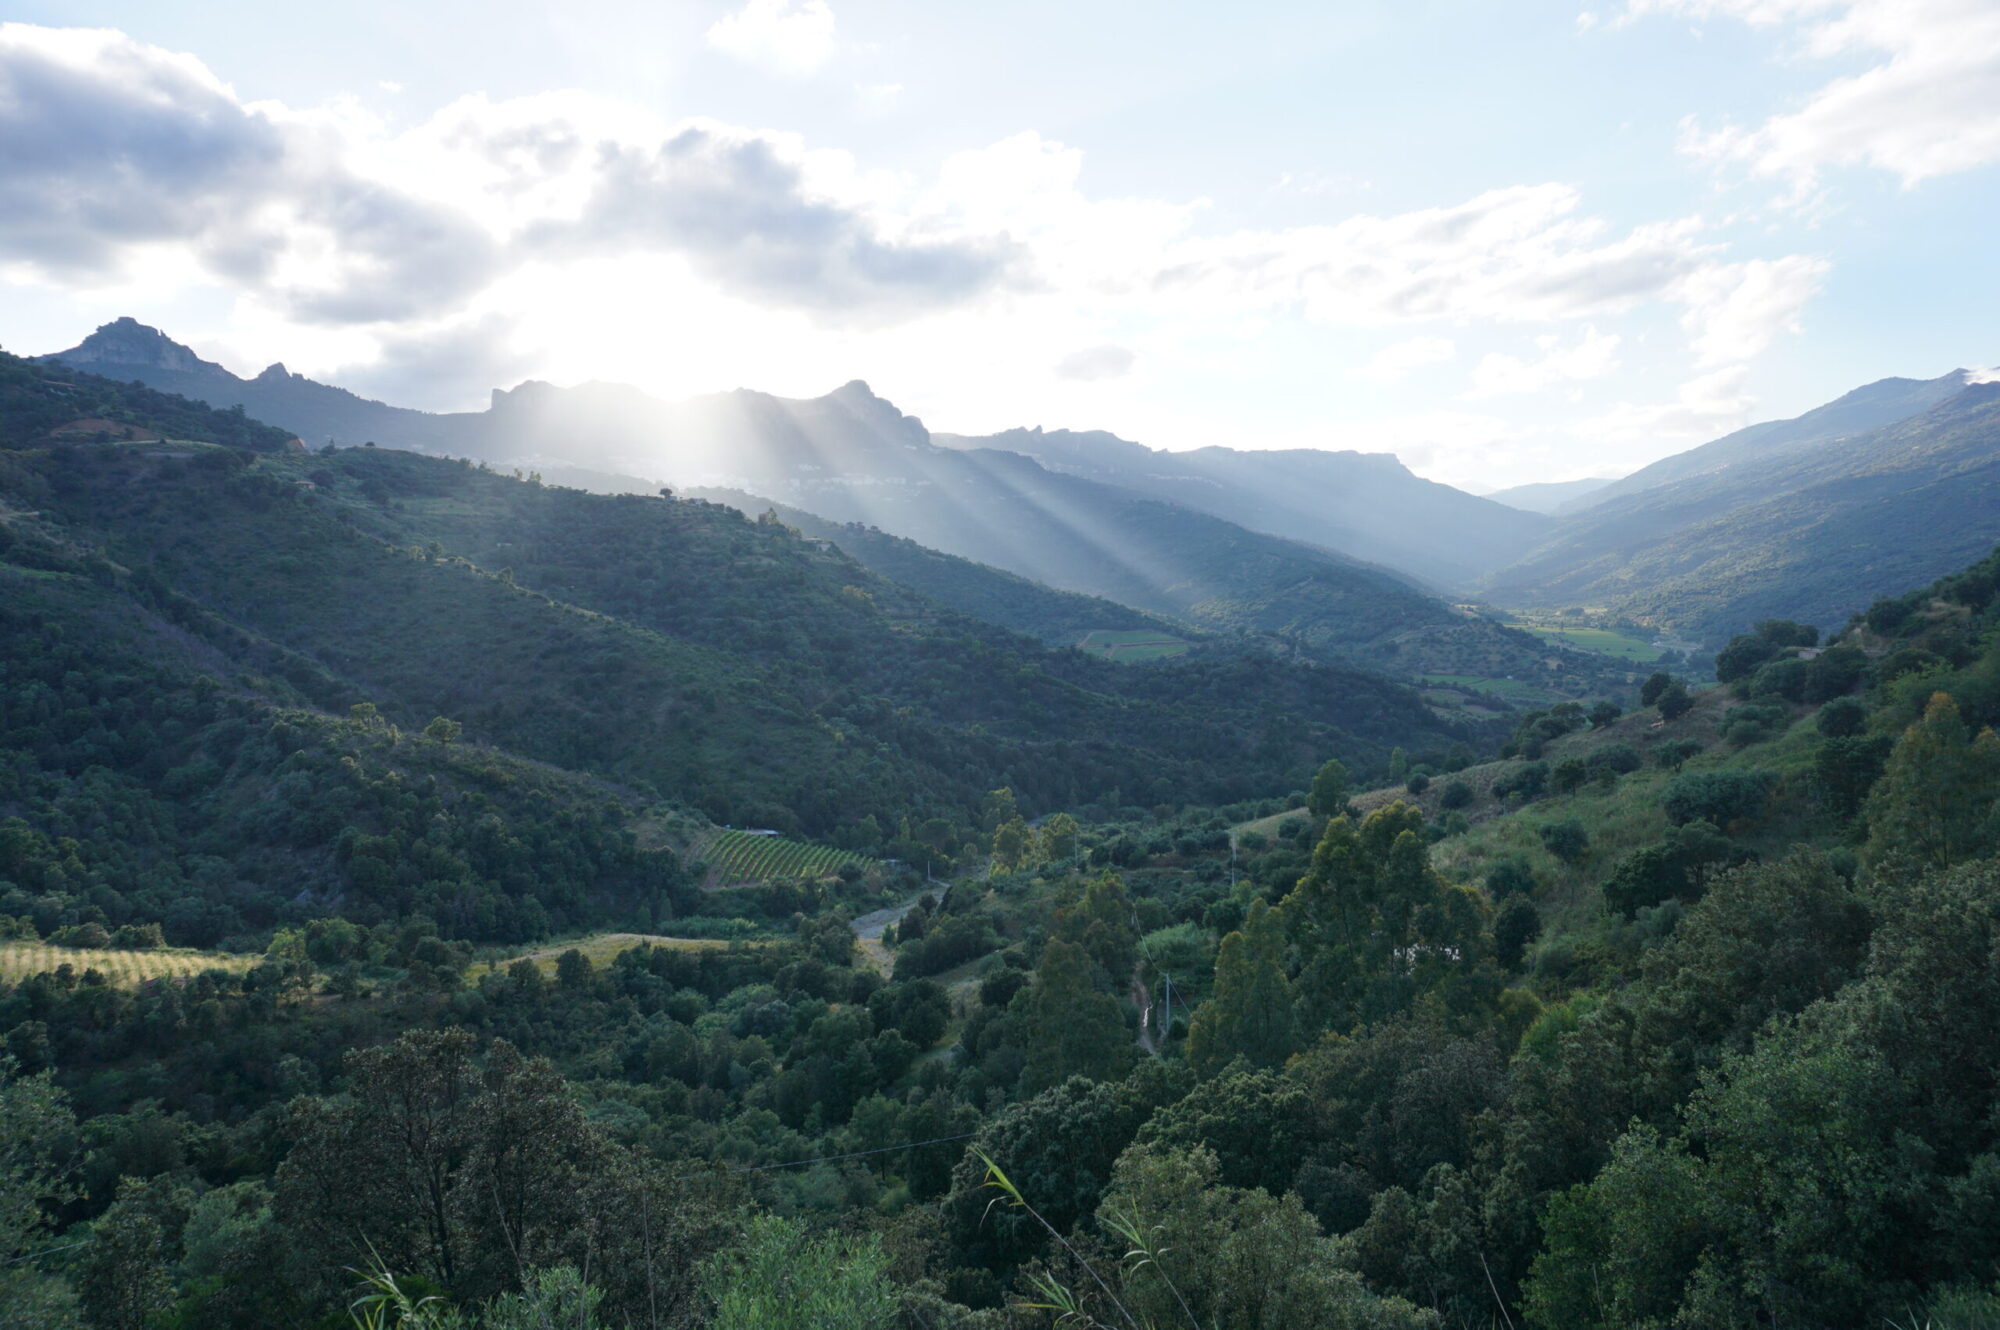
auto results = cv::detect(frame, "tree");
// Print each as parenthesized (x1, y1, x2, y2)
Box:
(1640, 672, 1674, 707)
(1187, 899, 1297, 1076)
(422, 716, 462, 744)
(1865, 692, 2000, 870)
(1014, 939, 1133, 1094)
(979, 787, 1018, 834)
(1656, 681, 1694, 720)
(0, 1060, 79, 1323)
(1308, 758, 1350, 818)
(1136, 1066, 1312, 1193)
(1037, 811, 1080, 865)
(944, 1076, 1154, 1268)
(1589, 700, 1622, 729)
(1664, 770, 1772, 829)
(276, 1031, 609, 1302)
(1494, 897, 1541, 969)
(990, 816, 1030, 872)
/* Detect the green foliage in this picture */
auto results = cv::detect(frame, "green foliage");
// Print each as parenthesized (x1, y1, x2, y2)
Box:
(1186, 900, 1296, 1077)
(1536, 820, 1588, 865)
(1864, 692, 2000, 870)
(1662, 769, 1772, 828)
(1014, 939, 1134, 1095)
(701, 1216, 895, 1330)
(1308, 759, 1350, 818)
(1601, 820, 1750, 915)
(1281, 805, 1491, 1040)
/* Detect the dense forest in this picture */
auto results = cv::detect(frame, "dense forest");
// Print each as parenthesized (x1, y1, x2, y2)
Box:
(5, 355, 2000, 1328)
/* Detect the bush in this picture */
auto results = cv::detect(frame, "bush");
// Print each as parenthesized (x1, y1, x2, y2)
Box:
(1494, 897, 1542, 969)
(1602, 820, 1750, 914)
(1485, 857, 1538, 900)
(1437, 779, 1473, 811)
(1494, 761, 1548, 802)
(1719, 703, 1787, 747)
(50, 922, 112, 949)
(1652, 739, 1702, 770)
(1640, 672, 1674, 706)
(1539, 820, 1589, 864)
(1817, 697, 1867, 738)
(1746, 657, 1809, 703)
(1662, 770, 1772, 828)
(1587, 743, 1642, 775)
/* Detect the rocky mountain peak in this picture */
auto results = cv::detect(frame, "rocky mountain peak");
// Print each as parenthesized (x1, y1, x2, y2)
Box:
(51, 317, 229, 377)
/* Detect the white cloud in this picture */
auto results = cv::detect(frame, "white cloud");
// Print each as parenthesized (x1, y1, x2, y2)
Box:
(1582, 364, 1755, 441)
(1630, 0, 2000, 191)
(1354, 336, 1456, 381)
(1053, 344, 1135, 381)
(1357, 410, 1529, 483)
(0, 28, 1007, 326)
(706, 0, 837, 76)
(1466, 326, 1620, 396)
(1671, 253, 1827, 365)
(855, 82, 903, 113)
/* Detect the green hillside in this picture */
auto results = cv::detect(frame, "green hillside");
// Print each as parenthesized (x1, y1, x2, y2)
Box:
(1488, 378, 2000, 640)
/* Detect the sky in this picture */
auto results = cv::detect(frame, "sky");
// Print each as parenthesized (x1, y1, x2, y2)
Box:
(2, 1, 1998, 490)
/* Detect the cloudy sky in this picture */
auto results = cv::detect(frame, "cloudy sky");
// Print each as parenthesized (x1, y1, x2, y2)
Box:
(2, 1, 1996, 489)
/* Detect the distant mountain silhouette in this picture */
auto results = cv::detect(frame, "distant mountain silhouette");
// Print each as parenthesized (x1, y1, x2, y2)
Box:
(934, 425, 1549, 589)
(1482, 476, 1619, 515)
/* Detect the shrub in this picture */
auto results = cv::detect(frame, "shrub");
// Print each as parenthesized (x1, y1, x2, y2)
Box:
(1485, 857, 1538, 900)
(1663, 770, 1772, 828)
(1653, 739, 1702, 770)
(1494, 761, 1548, 802)
(1437, 779, 1473, 811)
(1494, 897, 1542, 969)
(1817, 697, 1868, 738)
(1719, 703, 1787, 747)
(1539, 820, 1589, 864)
(1587, 743, 1643, 775)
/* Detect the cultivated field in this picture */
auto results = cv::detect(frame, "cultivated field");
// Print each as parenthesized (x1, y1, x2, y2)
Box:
(1077, 628, 1192, 662)
(0, 940, 258, 986)
(1505, 622, 1663, 661)
(696, 829, 872, 884)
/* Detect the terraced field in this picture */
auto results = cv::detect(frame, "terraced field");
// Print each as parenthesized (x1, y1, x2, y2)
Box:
(0, 940, 258, 986)
(697, 829, 873, 884)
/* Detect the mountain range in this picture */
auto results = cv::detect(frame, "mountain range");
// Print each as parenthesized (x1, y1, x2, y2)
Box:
(40, 317, 2000, 650)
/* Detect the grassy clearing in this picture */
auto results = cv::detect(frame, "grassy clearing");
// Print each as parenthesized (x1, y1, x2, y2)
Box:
(0, 941, 257, 986)
(1506, 622, 1663, 662)
(695, 829, 872, 885)
(1077, 628, 1191, 662)
(1231, 807, 1313, 845)
(497, 932, 758, 976)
